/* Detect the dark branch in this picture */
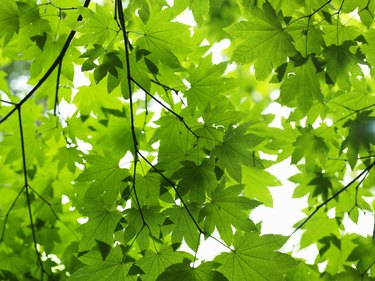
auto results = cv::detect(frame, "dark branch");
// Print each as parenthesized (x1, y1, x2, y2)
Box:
(0, 0, 91, 125)
(292, 160, 375, 234)
(130, 77, 199, 139)
(53, 61, 63, 116)
(117, 0, 146, 226)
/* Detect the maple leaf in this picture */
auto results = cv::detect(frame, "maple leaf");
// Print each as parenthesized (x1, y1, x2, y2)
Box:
(173, 159, 217, 203)
(362, 29, 375, 66)
(323, 42, 363, 89)
(242, 166, 280, 207)
(123, 206, 164, 250)
(212, 123, 264, 181)
(215, 232, 296, 281)
(200, 183, 260, 244)
(291, 126, 329, 172)
(341, 111, 375, 169)
(164, 204, 201, 251)
(150, 114, 198, 171)
(225, 2, 296, 80)
(80, 45, 123, 84)
(136, 172, 162, 206)
(75, 151, 129, 206)
(156, 261, 227, 281)
(280, 58, 323, 113)
(77, 199, 122, 251)
(0, 0, 19, 44)
(136, 247, 193, 281)
(136, 9, 191, 68)
(348, 237, 375, 272)
(173, 0, 210, 26)
(53, 146, 82, 173)
(76, 5, 118, 45)
(68, 247, 140, 280)
(185, 56, 235, 113)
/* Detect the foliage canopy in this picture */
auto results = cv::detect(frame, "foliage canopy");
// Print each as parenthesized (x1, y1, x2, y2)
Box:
(1, 0, 375, 280)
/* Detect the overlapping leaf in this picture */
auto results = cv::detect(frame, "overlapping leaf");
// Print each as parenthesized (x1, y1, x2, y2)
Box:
(200, 183, 260, 244)
(215, 232, 296, 281)
(225, 2, 296, 79)
(212, 123, 264, 181)
(75, 151, 129, 205)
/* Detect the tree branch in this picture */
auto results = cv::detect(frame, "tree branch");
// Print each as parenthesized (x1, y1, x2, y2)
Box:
(0, 0, 91, 125)
(292, 160, 375, 234)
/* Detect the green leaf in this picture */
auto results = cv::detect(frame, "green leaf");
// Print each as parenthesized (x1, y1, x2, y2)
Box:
(323, 42, 363, 89)
(136, 172, 161, 206)
(212, 123, 264, 181)
(75, 151, 129, 205)
(136, 10, 191, 68)
(76, 5, 118, 45)
(280, 58, 323, 113)
(136, 247, 193, 281)
(77, 199, 122, 251)
(53, 146, 82, 173)
(68, 247, 139, 280)
(242, 166, 279, 207)
(200, 183, 260, 244)
(215, 232, 296, 281)
(286, 263, 320, 281)
(0, 0, 19, 44)
(225, 2, 296, 79)
(164, 205, 201, 251)
(186, 56, 235, 113)
(173, 159, 217, 203)
(341, 111, 375, 169)
(347, 237, 375, 272)
(291, 126, 329, 172)
(95, 240, 111, 261)
(156, 261, 227, 281)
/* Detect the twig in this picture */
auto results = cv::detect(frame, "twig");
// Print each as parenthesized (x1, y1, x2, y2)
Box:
(18, 108, 50, 280)
(0, 0, 91, 125)
(28, 186, 79, 240)
(130, 77, 199, 139)
(0, 99, 17, 105)
(53, 61, 62, 116)
(137, 151, 204, 234)
(285, 0, 332, 28)
(0, 186, 24, 241)
(117, 0, 146, 226)
(292, 160, 375, 234)
(361, 259, 375, 278)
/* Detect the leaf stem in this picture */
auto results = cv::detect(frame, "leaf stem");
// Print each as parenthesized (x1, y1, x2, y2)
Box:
(117, 0, 146, 227)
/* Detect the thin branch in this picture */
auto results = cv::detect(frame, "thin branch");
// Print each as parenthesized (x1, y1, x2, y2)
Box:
(292, 160, 375, 234)
(0, 0, 91, 125)
(285, 0, 332, 29)
(362, 260, 375, 278)
(53, 61, 62, 116)
(0, 99, 17, 105)
(28, 186, 79, 240)
(317, 103, 375, 136)
(0, 186, 24, 241)
(151, 78, 186, 106)
(335, 0, 345, 45)
(18, 108, 50, 280)
(117, 0, 146, 226)
(130, 77, 199, 139)
(137, 151, 204, 234)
